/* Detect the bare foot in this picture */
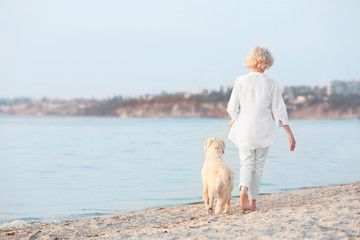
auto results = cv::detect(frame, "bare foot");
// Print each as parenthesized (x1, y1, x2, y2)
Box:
(240, 186, 250, 212)
(250, 199, 257, 211)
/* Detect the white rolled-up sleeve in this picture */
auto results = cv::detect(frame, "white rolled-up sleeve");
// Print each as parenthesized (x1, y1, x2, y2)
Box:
(271, 81, 288, 128)
(227, 81, 240, 120)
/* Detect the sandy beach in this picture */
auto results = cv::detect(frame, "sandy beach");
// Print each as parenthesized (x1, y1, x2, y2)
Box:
(1, 183, 359, 239)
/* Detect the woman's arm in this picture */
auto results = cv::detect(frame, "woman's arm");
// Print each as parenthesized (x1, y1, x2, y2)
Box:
(282, 123, 296, 151)
(227, 80, 240, 121)
(271, 81, 295, 151)
(271, 81, 288, 128)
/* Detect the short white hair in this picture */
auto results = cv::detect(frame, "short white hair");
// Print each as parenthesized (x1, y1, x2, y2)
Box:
(244, 46, 274, 70)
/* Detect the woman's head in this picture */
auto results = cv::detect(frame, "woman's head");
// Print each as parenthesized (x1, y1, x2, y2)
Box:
(244, 46, 274, 71)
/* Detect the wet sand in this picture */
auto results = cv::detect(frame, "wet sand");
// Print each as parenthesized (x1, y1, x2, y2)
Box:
(1, 183, 359, 239)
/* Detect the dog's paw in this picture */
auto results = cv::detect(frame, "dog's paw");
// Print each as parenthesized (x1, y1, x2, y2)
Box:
(207, 207, 214, 215)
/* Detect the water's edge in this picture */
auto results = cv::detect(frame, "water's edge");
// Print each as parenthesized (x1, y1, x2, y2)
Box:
(2, 181, 359, 226)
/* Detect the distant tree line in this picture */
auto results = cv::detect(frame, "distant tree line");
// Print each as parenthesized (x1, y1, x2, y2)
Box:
(329, 95, 360, 111)
(84, 95, 126, 116)
(198, 87, 232, 103)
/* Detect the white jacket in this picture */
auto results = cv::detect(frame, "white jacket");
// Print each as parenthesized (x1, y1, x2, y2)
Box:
(227, 72, 288, 149)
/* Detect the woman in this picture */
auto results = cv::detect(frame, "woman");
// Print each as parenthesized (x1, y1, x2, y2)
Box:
(227, 46, 296, 212)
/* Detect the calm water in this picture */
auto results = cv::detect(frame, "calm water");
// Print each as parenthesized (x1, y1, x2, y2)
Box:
(0, 117, 359, 223)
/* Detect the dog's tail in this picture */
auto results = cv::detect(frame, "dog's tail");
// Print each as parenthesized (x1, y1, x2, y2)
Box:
(228, 168, 235, 192)
(225, 167, 235, 193)
(216, 167, 235, 195)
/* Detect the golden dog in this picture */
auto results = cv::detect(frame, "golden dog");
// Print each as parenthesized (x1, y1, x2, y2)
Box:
(202, 137, 235, 214)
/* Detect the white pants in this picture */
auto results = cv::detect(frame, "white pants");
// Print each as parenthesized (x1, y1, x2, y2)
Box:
(239, 147, 270, 200)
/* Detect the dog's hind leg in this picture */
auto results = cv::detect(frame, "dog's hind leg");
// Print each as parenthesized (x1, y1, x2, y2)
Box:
(224, 192, 231, 213)
(215, 190, 226, 214)
(203, 185, 209, 209)
(207, 192, 215, 215)
(224, 172, 235, 213)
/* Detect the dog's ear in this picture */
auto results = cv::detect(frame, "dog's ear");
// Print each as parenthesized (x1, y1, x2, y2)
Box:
(221, 140, 225, 153)
(217, 139, 225, 154)
(204, 139, 213, 153)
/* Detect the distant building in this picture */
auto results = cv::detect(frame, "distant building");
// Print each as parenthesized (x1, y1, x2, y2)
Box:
(282, 85, 326, 101)
(293, 95, 306, 104)
(327, 80, 360, 96)
(281, 87, 295, 100)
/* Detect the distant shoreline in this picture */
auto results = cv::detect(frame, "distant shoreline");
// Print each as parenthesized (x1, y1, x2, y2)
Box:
(1, 87, 360, 119)
(0, 114, 359, 120)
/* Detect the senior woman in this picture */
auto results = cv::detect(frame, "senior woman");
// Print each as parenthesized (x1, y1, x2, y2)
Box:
(227, 46, 296, 212)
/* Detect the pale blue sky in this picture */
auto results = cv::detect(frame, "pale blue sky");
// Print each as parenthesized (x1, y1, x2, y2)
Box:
(0, 0, 359, 99)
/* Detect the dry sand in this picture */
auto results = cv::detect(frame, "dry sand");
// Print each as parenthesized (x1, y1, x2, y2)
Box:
(1, 183, 359, 240)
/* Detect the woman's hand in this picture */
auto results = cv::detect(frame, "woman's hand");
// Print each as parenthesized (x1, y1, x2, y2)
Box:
(229, 120, 235, 127)
(288, 133, 296, 151)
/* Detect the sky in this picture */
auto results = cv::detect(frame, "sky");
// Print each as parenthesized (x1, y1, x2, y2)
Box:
(0, 0, 360, 99)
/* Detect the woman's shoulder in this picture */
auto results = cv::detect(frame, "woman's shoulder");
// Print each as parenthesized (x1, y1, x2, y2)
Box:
(235, 72, 252, 83)
(236, 72, 274, 83)
(234, 72, 280, 89)
(256, 73, 278, 86)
